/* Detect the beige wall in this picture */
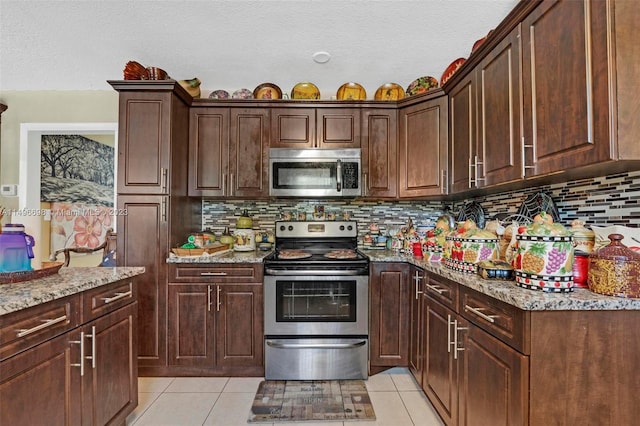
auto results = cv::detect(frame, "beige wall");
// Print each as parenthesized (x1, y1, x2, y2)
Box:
(0, 90, 118, 211)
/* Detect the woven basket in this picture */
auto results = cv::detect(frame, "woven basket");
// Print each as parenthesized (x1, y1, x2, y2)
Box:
(0, 262, 64, 284)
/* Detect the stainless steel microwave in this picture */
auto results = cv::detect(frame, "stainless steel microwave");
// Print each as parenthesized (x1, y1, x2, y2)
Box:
(269, 148, 361, 197)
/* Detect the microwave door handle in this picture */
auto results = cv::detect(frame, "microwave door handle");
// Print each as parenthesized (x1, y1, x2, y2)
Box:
(336, 159, 342, 192)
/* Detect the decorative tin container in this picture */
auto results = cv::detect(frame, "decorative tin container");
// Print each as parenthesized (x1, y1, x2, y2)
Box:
(570, 220, 595, 254)
(444, 234, 499, 274)
(514, 234, 574, 292)
(588, 234, 640, 298)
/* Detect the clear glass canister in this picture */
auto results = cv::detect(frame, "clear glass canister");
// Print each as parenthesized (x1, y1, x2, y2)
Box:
(588, 233, 640, 298)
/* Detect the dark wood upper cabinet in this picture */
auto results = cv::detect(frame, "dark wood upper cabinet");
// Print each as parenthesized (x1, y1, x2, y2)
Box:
(477, 25, 523, 187)
(449, 74, 476, 194)
(361, 108, 398, 198)
(399, 93, 449, 198)
(271, 107, 360, 148)
(229, 108, 270, 198)
(521, 0, 611, 177)
(189, 107, 229, 197)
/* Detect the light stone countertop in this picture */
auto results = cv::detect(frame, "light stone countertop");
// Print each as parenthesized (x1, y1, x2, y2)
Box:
(0, 267, 145, 316)
(364, 250, 640, 311)
(166, 250, 272, 263)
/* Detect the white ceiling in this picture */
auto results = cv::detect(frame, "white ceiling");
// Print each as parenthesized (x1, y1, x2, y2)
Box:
(0, 0, 519, 98)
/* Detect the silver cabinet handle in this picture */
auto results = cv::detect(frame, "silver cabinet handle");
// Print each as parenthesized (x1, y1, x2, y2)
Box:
(425, 283, 447, 295)
(413, 271, 423, 300)
(207, 285, 212, 312)
(464, 305, 498, 323)
(440, 169, 448, 194)
(266, 340, 367, 349)
(101, 290, 132, 304)
(363, 172, 368, 196)
(468, 156, 473, 188)
(200, 271, 227, 276)
(85, 325, 96, 369)
(453, 319, 468, 360)
(70, 331, 85, 376)
(16, 315, 67, 338)
(522, 136, 535, 177)
(474, 155, 485, 184)
(216, 286, 222, 312)
(161, 167, 168, 192)
(161, 196, 167, 222)
(230, 173, 234, 197)
(447, 314, 454, 354)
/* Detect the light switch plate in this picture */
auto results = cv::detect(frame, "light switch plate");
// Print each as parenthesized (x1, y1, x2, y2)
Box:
(0, 184, 18, 196)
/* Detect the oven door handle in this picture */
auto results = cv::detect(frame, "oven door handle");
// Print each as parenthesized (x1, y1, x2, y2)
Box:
(265, 340, 367, 350)
(265, 268, 367, 276)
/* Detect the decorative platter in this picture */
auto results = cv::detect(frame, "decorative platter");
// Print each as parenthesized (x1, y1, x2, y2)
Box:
(471, 29, 494, 54)
(336, 82, 367, 100)
(253, 82, 282, 100)
(374, 83, 405, 101)
(440, 57, 466, 86)
(291, 82, 320, 100)
(0, 262, 64, 284)
(232, 88, 254, 99)
(209, 90, 230, 99)
(406, 76, 439, 96)
(456, 201, 487, 229)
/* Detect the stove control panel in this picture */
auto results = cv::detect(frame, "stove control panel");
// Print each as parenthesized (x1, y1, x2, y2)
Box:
(275, 220, 358, 238)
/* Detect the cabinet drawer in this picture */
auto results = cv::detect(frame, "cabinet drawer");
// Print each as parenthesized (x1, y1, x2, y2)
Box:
(459, 286, 529, 354)
(169, 264, 263, 283)
(0, 295, 81, 360)
(82, 279, 137, 322)
(424, 273, 458, 310)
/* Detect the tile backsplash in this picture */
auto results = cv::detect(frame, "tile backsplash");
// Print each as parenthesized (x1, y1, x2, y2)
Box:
(202, 171, 640, 237)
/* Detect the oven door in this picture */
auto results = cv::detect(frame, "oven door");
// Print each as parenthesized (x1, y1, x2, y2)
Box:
(264, 274, 368, 336)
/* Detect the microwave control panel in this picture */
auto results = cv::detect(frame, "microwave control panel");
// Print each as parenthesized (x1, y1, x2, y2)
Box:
(342, 162, 359, 189)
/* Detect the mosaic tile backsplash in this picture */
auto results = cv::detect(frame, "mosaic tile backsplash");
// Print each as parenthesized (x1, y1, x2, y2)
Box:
(202, 171, 640, 238)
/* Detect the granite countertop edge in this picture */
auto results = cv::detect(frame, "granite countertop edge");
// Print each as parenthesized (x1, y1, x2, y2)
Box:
(0, 267, 146, 316)
(365, 251, 640, 311)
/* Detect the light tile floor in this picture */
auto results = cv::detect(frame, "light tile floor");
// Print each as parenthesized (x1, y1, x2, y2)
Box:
(126, 367, 444, 426)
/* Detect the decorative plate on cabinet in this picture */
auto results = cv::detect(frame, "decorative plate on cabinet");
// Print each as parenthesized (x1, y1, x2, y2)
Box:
(291, 82, 320, 100)
(336, 82, 367, 100)
(406, 76, 439, 96)
(516, 192, 560, 223)
(440, 58, 466, 86)
(374, 83, 405, 101)
(456, 201, 487, 229)
(253, 83, 282, 100)
(209, 90, 230, 99)
(232, 88, 254, 99)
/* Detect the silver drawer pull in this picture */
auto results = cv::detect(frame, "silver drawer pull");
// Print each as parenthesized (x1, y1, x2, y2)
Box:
(101, 290, 132, 304)
(16, 315, 68, 338)
(70, 331, 85, 376)
(426, 284, 447, 295)
(200, 272, 227, 276)
(464, 305, 498, 323)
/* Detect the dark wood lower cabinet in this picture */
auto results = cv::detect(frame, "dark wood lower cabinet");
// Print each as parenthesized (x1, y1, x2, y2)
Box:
(0, 279, 138, 426)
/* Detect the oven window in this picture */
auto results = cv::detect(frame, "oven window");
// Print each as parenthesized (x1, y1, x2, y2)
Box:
(275, 280, 356, 322)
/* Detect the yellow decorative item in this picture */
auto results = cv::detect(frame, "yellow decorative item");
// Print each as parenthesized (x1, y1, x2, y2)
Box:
(179, 78, 201, 98)
(374, 83, 405, 101)
(291, 82, 320, 100)
(336, 82, 367, 100)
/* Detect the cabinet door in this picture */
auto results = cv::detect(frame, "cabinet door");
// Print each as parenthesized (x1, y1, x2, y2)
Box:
(477, 26, 523, 187)
(188, 108, 230, 196)
(0, 331, 82, 426)
(317, 108, 361, 148)
(117, 91, 172, 194)
(82, 303, 138, 426)
(117, 195, 168, 367)
(400, 94, 449, 197)
(216, 284, 263, 368)
(168, 285, 215, 366)
(369, 263, 410, 367)
(449, 74, 477, 193)
(270, 108, 316, 148)
(521, 0, 611, 176)
(361, 108, 398, 198)
(422, 296, 458, 426)
(408, 267, 424, 385)
(457, 320, 528, 426)
(229, 108, 270, 198)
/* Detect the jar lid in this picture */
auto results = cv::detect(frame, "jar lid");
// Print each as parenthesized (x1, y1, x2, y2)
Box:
(570, 219, 595, 239)
(589, 234, 640, 261)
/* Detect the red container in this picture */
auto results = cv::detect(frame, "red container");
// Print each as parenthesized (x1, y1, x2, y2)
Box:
(413, 242, 423, 257)
(572, 253, 589, 288)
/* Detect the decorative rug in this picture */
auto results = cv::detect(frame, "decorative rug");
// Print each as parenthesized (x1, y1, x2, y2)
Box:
(248, 380, 376, 423)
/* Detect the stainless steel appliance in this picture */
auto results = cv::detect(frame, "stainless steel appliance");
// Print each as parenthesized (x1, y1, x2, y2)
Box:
(268, 148, 361, 197)
(263, 220, 369, 380)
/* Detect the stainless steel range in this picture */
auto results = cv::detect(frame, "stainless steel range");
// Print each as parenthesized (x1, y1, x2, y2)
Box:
(263, 220, 369, 380)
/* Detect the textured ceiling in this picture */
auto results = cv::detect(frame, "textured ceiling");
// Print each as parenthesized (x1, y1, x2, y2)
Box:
(0, 0, 519, 98)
